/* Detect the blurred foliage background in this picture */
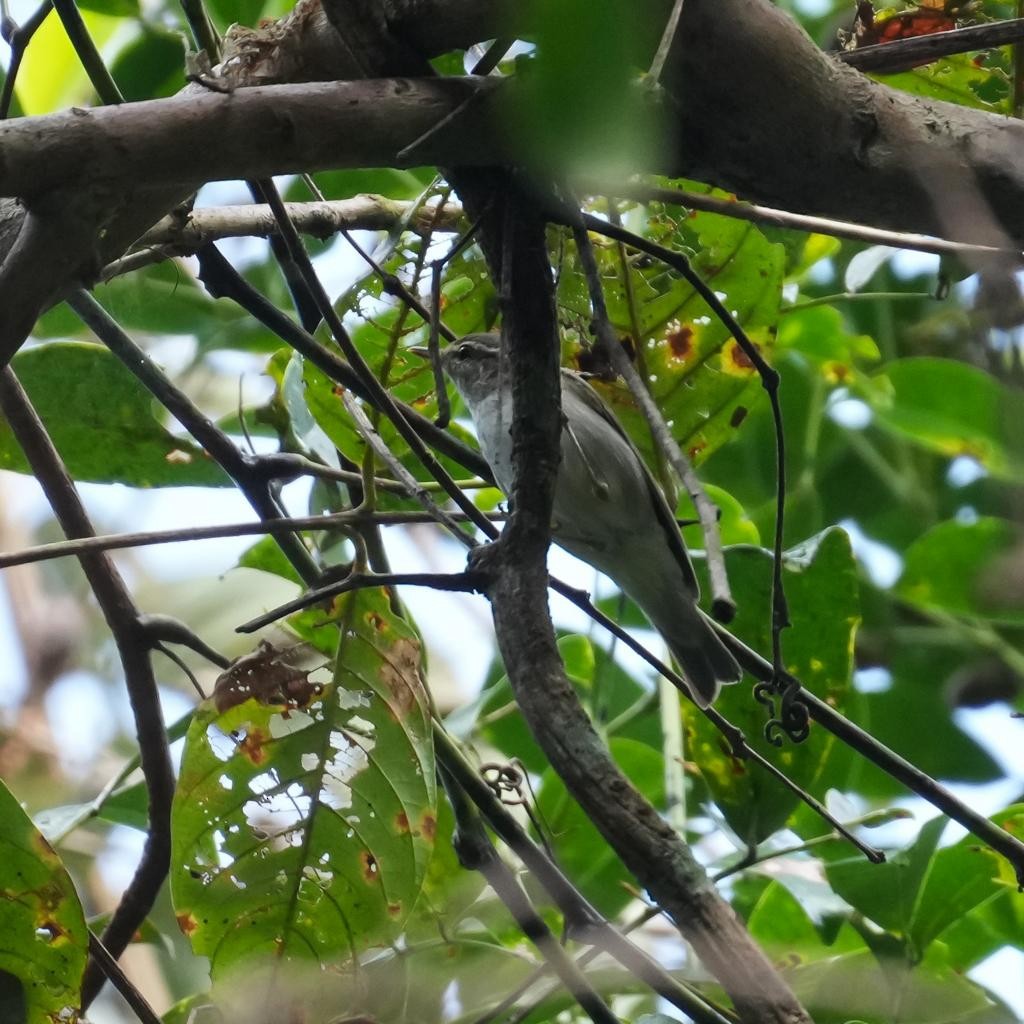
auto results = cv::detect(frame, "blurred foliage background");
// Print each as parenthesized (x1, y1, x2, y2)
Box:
(0, 0, 1023, 1022)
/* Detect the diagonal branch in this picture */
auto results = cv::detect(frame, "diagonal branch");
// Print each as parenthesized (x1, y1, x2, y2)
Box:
(0, 368, 175, 1007)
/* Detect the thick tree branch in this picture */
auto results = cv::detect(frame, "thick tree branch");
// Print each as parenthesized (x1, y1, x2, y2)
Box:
(468, 186, 810, 1023)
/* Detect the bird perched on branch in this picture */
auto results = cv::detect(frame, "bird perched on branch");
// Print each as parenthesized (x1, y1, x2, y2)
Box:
(439, 332, 742, 707)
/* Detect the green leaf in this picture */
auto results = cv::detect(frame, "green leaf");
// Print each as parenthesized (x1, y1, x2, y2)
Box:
(0, 343, 231, 487)
(0, 780, 88, 1022)
(777, 302, 880, 379)
(826, 815, 948, 941)
(864, 357, 1024, 482)
(108, 25, 185, 100)
(536, 738, 665, 918)
(792, 945, 996, 1024)
(895, 517, 1024, 623)
(16, 8, 121, 114)
(78, 0, 139, 15)
(685, 528, 859, 844)
(237, 535, 306, 587)
(746, 881, 827, 961)
(514, 2, 663, 176)
(879, 53, 1007, 113)
(475, 635, 656, 774)
(847, 641, 1002, 799)
(171, 588, 436, 977)
(559, 186, 785, 468)
(909, 806, 1024, 956)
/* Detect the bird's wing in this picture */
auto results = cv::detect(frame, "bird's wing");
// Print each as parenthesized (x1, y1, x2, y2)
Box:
(563, 369, 700, 597)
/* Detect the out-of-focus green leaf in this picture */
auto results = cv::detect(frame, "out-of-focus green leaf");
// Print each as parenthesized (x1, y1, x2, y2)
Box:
(171, 588, 436, 977)
(205, 0, 266, 31)
(0, 343, 230, 486)
(777, 303, 880, 380)
(536, 737, 664, 917)
(864, 358, 1024, 481)
(513, 1, 662, 177)
(895, 517, 1024, 623)
(0, 780, 88, 1022)
(314, 167, 436, 201)
(16, 8, 120, 113)
(746, 881, 827, 960)
(475, 634, 656, 774)
(685, 528, 859, 844)
(847, 642, 1002, 799)
(109, 25, 185, 100)
(791, 945, 996, 1024)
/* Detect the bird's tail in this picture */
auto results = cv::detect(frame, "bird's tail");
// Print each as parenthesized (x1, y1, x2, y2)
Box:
(649, 605, 743, 708)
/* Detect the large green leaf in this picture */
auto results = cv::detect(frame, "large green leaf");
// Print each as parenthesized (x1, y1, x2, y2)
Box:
(826, 808, 1024, 963)
(685, 528, 859, 844)
(0, 343, 231, 487)
(908, 806, 1024, 956)
(895, 517, 1024, 624)
(791, 945, 996, 1024)
(0, 780, 88, 1022)
(826, 815, 947, 942)
(864, 357, 1024, 482)
(171, 588, 436, 978)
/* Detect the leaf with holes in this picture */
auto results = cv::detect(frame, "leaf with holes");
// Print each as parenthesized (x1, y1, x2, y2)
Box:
(0, 780, 88, 1021)
(171, 587, 436, 979)
(558, 184, 784, 468)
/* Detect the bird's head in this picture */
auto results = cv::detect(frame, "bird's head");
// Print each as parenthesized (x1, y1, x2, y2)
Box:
(437, 333, 504, 405)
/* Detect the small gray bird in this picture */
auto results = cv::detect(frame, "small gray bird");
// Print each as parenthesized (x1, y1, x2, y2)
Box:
(440, 332, 741, 707)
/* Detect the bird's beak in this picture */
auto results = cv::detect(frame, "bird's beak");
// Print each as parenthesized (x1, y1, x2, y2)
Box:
(408, 346, 431, 359)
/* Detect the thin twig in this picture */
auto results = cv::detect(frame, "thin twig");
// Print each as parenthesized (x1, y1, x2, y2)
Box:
(179, 0, 220, 63)
(237, 571, 480, 633)
(0, 0, 52, 119)
(0, 510, 505, 569)
(647, 0, 685, 84)
(132, 197, 464, 251)
(441, 768, 621, 1024)
(257, 184, 491, 533)
(577, 177, 1024, 261)
(711, 808, 906, 882)
(87, 933, 162, 1024)
(194, 244, 489, 477)
(66, 288, 321, 581)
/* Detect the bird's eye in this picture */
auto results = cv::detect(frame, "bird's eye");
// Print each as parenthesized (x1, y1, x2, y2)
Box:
(453, 348, 469, 361)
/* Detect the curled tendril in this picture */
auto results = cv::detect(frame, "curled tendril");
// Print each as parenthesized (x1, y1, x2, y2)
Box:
(480, 761, 528, 805)
(754, 674, 811, 746)
(779, 679, 811, 743)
